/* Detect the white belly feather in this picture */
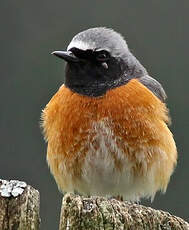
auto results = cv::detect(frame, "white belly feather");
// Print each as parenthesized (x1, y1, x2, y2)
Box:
(74, 119, 165, 201)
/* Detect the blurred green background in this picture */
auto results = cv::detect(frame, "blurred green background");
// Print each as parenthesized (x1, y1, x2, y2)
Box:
(0, 0, 188, 229)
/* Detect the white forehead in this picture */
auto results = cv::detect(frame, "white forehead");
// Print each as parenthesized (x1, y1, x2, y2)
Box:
(67, 40, 96, 51)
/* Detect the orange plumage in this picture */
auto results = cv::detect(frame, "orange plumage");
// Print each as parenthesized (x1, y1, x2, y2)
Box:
(42, 79, 177, 201)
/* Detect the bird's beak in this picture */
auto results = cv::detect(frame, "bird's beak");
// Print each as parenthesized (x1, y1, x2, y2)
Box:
(51, 51, 79, 62)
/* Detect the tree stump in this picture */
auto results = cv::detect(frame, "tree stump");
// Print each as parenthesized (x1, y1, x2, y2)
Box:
(0, 179, 40, 230)
(59, 193, 189, 230)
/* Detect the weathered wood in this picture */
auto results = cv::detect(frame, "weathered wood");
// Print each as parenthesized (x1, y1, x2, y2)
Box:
(0, 180, 40, 230)
(59, 193, 189, 230)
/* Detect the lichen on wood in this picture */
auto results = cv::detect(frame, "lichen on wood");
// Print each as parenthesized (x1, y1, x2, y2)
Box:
(59, 193, 189, 230)
(0, 179, 40, 230)
(0, 179, 27, 198)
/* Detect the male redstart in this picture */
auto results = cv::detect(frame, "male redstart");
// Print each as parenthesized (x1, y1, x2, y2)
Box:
(42, 27, 177, 201)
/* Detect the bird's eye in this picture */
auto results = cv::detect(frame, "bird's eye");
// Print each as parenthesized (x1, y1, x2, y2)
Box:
(96, 51, 110, 62)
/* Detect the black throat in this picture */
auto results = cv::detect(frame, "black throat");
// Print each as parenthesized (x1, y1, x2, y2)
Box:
(64, 55, 146, 97)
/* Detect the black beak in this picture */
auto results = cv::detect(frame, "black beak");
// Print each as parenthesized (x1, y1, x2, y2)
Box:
(51, 51, 79, 62)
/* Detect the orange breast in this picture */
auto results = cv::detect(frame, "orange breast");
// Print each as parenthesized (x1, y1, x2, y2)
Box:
(42, 79, 177, 195)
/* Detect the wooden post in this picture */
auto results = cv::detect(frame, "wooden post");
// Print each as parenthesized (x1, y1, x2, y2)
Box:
(0, 179, 40, 230)
(59, 193, 189, 230)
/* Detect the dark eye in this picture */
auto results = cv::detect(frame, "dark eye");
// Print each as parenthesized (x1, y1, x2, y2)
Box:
(96, 50, 110, 62)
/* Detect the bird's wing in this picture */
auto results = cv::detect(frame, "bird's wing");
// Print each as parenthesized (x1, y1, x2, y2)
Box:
(138, 75, 167, 102)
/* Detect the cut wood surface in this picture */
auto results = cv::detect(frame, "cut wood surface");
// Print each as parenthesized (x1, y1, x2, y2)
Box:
(0, 179, 40, 230)
(59, 193, 189, 230)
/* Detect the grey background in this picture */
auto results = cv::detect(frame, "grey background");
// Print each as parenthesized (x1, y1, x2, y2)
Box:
(0, 0, 188, 229)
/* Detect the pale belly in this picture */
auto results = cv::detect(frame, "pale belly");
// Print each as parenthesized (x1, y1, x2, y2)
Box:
(56, 120, 168, 201)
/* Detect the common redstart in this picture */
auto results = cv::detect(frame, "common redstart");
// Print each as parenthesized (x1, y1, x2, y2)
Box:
(42, 27, 177, 201)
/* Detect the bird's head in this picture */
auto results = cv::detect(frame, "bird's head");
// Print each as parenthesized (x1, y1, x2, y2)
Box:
(52, 27, 147, 97)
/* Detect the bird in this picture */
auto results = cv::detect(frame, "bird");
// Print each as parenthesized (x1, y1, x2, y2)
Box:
(41, 27, 177, 201)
